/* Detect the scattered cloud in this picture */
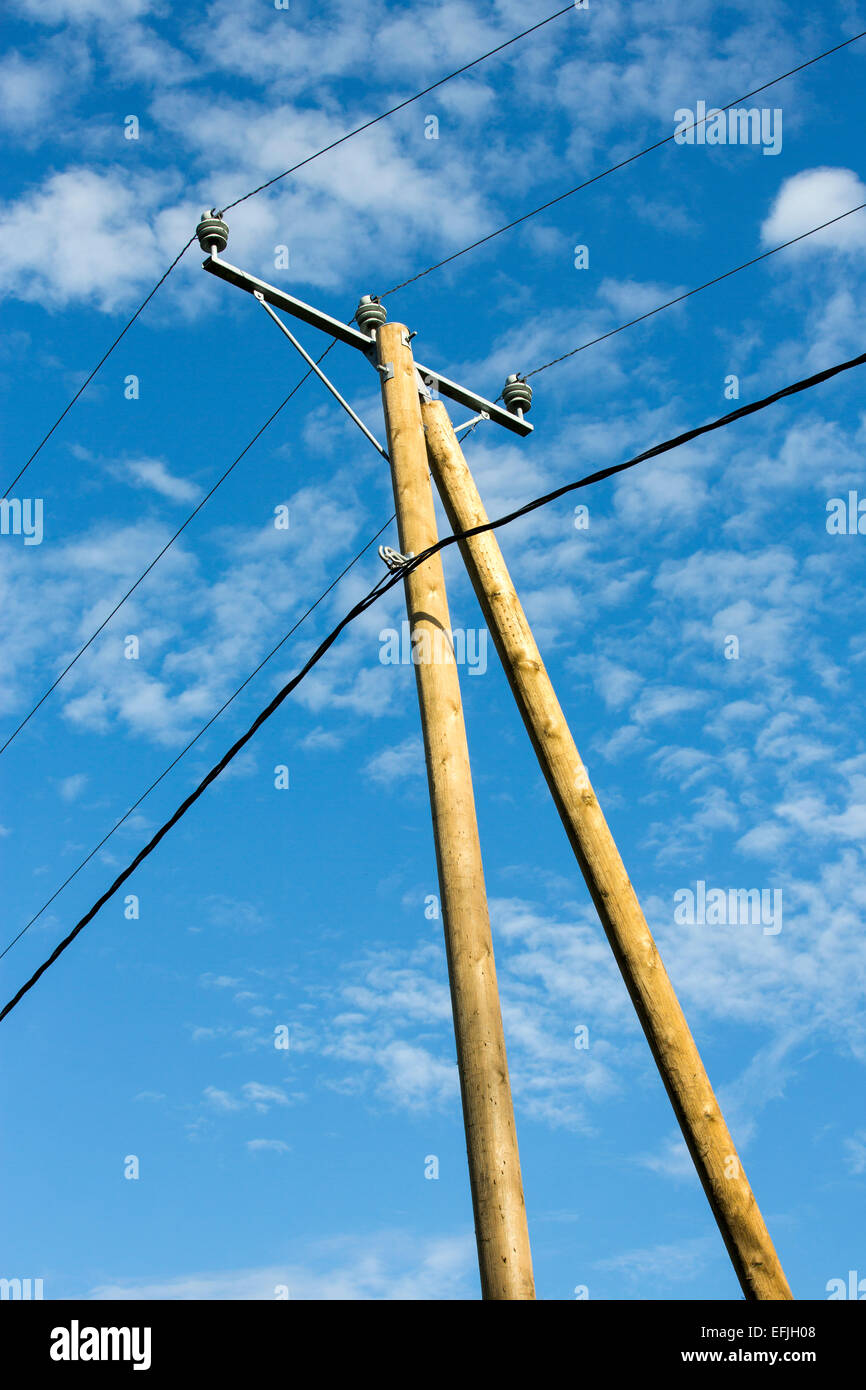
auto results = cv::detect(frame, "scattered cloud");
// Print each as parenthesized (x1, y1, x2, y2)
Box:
(761, 168, 866, 257)
(596, 1236, 719, 1288)
(124, 458, 202, 504)
(363, 736, 425, 785)
(87, 1231, 477, 1300)
(58, 772, 87, 802)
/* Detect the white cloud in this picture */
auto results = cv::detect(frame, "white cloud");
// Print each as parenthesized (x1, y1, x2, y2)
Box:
(340, 951, 452, 1026)
(592, 658, 644, 711)
(736, 820, 790, 858)
(0, 470, 391, 749)
(761, 168, 866, 257)
(844, 1130, 866, 1175)
(364, 736, 425, 785)
(637, 1135, 696, 1180)
(203, 897, 270, 935)
(124, 458, 201, 504)
(299, 725, 345, 751)
(0, 168, 179, 312)
(0, 52, 65, 130)
(241, 1082, 290, 1112)
(203, 1086, 242, 1112)
(596, 1235, 719, 1287)
(203, 1081, 291, 1115)
(376, 1040, 458, 1109)
(633, 685, 708, 726)
(58, 772, 87, 802)
(597, 276, 687, 320)
(13, 0, 155, 22)
(323, 906, 632, 1128)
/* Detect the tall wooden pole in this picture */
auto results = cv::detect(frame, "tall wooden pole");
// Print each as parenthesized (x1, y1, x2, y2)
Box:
(422, 397, 793, 1302)
(376, 323, 535, 1300)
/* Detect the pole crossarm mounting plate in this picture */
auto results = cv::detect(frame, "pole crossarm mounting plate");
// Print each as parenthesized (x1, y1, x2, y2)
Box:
(202, 253, 533, 438)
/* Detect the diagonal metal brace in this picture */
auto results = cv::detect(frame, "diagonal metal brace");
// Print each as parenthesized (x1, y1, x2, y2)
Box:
(254, 293, 390, 462)
(454, 410, 491, 437)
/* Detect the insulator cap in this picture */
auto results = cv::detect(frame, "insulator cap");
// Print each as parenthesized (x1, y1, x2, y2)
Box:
(196, 210, 229, 254)
(355, 294, 387, 335)
(502, 373, 532, 415)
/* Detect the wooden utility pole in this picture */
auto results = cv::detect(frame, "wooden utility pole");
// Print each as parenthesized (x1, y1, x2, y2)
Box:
(422, 398, 793, 1302)
(376, 323, 535, 1300)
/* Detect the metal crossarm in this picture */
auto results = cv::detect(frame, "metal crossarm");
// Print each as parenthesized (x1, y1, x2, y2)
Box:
(202, 250, 533, 437)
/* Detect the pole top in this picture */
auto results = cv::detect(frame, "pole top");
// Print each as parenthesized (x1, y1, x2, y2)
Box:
(355, 294, 388, 335)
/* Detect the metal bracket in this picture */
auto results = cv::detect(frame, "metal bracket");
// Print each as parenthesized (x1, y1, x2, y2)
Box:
(378, 545, 414, 571)
(202, 252, 533, 437)
(454, 410, 491, 437)
(376, 362, 395, 382)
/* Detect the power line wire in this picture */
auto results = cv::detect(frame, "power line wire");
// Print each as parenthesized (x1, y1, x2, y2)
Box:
(13, 17, 860, 496)
(4, 6, 573, 496)
(379, 28, 866, 298)
(220, 5, 575, 213)
(0, 564, 405, 1024)
(525, 202, 866, 379)
(0, 512, 396, 963)
(2, 237, 196, 499)
(453, 349, 866, 539)
(0, 343, 336, 759)
(10, 198, 859, 934)
(10, 204, 853, 936)
(5, 343, 865, 1024)
(10, 196, 866, 760)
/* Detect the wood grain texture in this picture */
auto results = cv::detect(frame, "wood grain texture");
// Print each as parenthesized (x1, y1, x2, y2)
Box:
(423, 396, 792, 1301)
(378, 325, 535, 1300)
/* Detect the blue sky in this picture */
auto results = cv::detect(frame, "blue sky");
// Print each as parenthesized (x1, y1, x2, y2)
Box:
(1, 0, 865, 1301)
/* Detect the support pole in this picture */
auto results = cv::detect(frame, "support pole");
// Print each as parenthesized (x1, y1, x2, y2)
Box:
(421, 398, 793, 1302)
(376, 324, 535, 1300)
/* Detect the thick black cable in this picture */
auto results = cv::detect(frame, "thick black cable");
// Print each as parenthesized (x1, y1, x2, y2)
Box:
(6, 6, 572, 493)
(525, 202, 866, 379)
(0, 563, 400, 1024)
(379, 28, 866, 297)
(0, 512, 396, 963)
(421, 349, 866, 556)
(221, 6, 575, 213)
(0, 343, 336, 759)
(14, 190, 851, 934)
(4, 344, 865, 1024)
